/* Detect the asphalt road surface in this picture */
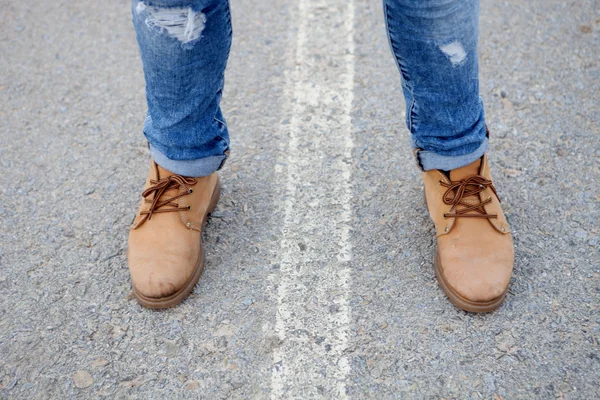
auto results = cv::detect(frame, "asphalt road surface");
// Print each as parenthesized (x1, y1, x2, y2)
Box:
(1, 0, 599, 398)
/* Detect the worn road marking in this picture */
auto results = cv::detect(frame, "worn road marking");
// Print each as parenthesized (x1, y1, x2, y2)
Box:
(270, 0, 355, 398)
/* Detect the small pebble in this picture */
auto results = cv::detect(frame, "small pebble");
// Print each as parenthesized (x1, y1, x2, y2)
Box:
(242, 298, 253, 306)
(73, 370, 94, 389)
(91, 357, 109, 367)
(185, 380, 200, 390)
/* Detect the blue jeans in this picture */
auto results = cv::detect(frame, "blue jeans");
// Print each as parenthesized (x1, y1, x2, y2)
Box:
(132, 0, 487, 175)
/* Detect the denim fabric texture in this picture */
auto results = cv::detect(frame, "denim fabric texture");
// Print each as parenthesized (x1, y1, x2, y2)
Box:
(132, 0, 231, 176)
(133, 0, 488, 175)
(384, 0, 488, 170)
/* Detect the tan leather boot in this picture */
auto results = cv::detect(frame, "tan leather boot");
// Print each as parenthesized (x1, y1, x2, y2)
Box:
(127, 161, 220, 309)
(423, 154, 513, 312)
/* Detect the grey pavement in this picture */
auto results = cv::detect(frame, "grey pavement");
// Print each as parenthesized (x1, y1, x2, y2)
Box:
(1, 0, 599, 398)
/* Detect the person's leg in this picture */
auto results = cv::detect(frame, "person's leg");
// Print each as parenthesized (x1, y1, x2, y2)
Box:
(384, 0, 486, 171)
(128, 0, 231, 308)
(384, 0, 514, 312)
(132, 0, 232, 177)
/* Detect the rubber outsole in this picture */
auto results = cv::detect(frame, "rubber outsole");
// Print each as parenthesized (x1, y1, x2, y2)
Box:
(133, 179, 221, 309)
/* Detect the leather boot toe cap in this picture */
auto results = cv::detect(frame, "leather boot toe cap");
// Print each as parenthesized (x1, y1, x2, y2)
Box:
(439, 250, 513, 303)
(128, 241, 200, 299)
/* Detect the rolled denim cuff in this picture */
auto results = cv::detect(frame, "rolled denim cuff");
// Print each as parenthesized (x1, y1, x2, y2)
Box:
(414, 137, 488, 172)
(150, 144, 227, 177)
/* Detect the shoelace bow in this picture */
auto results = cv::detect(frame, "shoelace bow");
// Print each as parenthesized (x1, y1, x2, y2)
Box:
(135, 174, 197, 227)
(440, 175, 499, 219)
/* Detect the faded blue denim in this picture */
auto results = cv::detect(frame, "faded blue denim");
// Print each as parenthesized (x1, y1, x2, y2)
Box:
(132, 0, 487, 175)
(384, 0, 487, 171)
(132, 0, 232, 176)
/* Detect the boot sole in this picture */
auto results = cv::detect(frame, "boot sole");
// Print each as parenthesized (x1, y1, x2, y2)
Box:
(133, 178, 221, 309)
(434, 252, 506, 313)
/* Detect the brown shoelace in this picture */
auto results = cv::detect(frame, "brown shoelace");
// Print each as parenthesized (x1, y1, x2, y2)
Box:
(134, 174, 197, 228)
(440, 175, 498, 219)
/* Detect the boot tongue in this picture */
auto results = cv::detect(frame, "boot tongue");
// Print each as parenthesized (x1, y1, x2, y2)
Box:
(151, 162, 181, 196)
(449, 157, 482, 181)
(154, 163, 175, 181)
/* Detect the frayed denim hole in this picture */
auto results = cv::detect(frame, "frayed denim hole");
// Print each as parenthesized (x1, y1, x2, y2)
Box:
(136, 2, 207, 49)
(438, 41, 468, 68)
(138, 0, 197, 8)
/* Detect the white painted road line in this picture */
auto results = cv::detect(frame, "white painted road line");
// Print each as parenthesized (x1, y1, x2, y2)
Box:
(270, 0, 356, 398)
